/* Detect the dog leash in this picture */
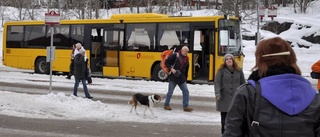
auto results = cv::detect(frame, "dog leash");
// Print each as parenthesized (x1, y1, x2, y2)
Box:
(162, 94, 167, 100)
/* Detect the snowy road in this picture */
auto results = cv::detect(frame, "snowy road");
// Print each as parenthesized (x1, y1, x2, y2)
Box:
(0, 74, 221, 137)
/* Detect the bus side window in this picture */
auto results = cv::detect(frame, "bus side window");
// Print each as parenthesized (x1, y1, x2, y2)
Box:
(156, 45, 168, 51)
(220, 46, 227, 54)
(7, 26, 24, 48)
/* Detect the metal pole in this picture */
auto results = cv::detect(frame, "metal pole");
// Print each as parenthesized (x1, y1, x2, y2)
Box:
(49, 26, 53, 93)
(256, 0, 261, 46)
(257, 0, 260, 35)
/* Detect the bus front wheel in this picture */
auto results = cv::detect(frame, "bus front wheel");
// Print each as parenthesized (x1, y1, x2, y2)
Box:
(35, 57, 50, 74)
(152, 64, 168, 82)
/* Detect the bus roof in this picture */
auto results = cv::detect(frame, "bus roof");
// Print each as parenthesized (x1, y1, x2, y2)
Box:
(3, 13, 239, 26)
(110, 13, 169, 19)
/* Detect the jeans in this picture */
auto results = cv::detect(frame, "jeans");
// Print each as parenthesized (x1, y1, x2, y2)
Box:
(73, 78, 91, 97)
(164, 80, 189, 108)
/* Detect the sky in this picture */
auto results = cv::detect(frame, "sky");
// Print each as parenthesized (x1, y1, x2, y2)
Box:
(0, 2, 320, 125)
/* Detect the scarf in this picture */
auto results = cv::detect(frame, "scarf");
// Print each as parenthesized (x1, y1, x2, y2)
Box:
(248, 65, 297, 81)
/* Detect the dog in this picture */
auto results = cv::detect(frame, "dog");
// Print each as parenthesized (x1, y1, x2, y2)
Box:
(129, 93, 162, 118)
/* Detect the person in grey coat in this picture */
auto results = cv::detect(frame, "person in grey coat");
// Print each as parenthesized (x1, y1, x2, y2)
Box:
(214, 53, 245, 134)
(73, 48, 92, 99)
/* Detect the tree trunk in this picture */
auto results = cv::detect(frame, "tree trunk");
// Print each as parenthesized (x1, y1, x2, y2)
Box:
(264, 0, 269, 8)
(147, 0, 152, 13)
(89, 0, 92, 19)
(283, 0, 287, 7)
(300, 0, 303, 13)
(95, 0, 100, 19)
(302, 0, 308, 13)
(216, 0, 218, 9)
(293, 0, 297, 13)
(130, 0, 133, 13)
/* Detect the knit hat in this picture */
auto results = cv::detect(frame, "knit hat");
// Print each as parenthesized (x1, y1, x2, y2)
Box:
(79, 48, 85, 54)
(224, 53, 234, 62)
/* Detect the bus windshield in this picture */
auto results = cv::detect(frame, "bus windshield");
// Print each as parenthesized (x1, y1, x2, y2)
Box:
(218, 19, 242, 55)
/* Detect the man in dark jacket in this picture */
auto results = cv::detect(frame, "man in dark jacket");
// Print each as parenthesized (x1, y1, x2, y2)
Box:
(223, 37, 320, 137)
(163, 46, 193, 112)
(73, 48, 92, 99)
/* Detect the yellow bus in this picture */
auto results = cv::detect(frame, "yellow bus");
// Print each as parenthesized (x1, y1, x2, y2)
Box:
(2, 13, 243, 82)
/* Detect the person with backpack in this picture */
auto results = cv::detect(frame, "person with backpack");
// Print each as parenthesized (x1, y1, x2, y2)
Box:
(311, 60, 320, 93)
(223, 37, 320, 137)
(214, 53, 245, 134)
(163, 46, 193, 112)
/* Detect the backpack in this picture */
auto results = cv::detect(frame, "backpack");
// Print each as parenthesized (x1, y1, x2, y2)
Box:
(160, 49, 175, 74)
(310, 71, 320, 79)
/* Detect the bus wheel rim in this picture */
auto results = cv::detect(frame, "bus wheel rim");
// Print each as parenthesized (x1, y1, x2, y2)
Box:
(158, 70, 168, 80)
(39, 61, 47, 72)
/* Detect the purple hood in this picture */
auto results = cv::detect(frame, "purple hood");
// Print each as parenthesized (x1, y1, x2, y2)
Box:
(249, 74, 316, 116)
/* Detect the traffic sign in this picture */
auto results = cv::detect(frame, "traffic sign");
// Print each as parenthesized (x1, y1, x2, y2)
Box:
(45, 11, 60, 27)
(268, 6, 277, 17)
(258, 6, 265, 17)
(46, 46, 56, 62)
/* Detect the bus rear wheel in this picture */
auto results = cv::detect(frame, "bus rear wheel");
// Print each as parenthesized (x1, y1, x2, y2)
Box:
(35, 57, 50, 74)
(152, 64, 168, 82)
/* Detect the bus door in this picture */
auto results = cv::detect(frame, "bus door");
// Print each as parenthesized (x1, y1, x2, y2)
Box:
(101, 29, 124, 77)
(192, 28, 215, 81)
(86, 26, 105, 77)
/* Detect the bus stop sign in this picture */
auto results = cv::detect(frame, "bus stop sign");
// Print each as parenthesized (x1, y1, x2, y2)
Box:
(45, 11, 60, 27)
(45, 11, 60, 93)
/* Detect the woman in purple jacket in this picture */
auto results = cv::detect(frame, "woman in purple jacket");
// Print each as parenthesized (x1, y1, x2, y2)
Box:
(223, 37, 320, 137)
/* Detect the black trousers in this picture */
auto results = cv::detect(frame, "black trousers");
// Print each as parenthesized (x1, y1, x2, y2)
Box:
(220, 112, 228, 134)
(68, 59, 74, 76)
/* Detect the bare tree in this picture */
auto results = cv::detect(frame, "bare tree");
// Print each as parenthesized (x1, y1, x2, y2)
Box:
(88, 0, 93, 19)
(221, 0, 255, 17)
(294, 0, 314, 13)
(216, 0, 219, 9)
(0, 0, 10, 26)
(69, 0, 86, 19)
(94, 0, 101, 19)
(263, 0, 269, 8)
(10, 0, 30, 20)
(155, 0, 169, 14)
(26, 3, 38, 20)
(283, 0, 288, 7)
